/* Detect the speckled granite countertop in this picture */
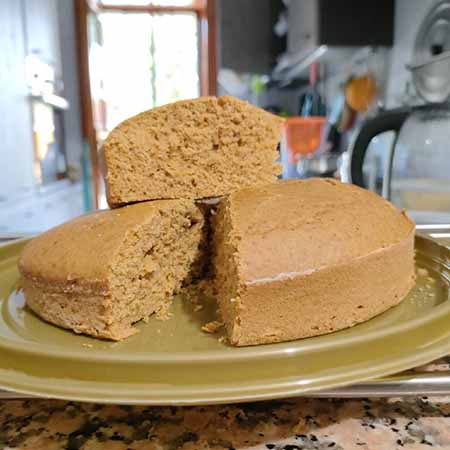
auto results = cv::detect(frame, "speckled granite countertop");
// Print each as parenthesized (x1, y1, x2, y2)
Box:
(2, 395, 450, 449)
(1, 356, 450, 450)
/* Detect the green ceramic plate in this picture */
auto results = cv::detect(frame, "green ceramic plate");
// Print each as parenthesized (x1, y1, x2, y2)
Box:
(0, 234, 449, 405)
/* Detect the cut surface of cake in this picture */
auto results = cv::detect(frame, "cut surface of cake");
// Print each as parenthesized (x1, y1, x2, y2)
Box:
(213, 178, 416, 346)
(18, 200, 204, 340)
(103, 96, 283, 207)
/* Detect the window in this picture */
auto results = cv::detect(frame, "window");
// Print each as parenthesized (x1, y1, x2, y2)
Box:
(96, 11, 200, 131)
(88, 0, 214, 135)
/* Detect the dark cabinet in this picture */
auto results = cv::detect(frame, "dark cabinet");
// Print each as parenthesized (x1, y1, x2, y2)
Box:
(217, 0, 285, 74)
(287, 0, 394, 54)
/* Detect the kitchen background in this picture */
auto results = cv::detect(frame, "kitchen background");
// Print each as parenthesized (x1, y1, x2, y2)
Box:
(1, 0, 448, 234)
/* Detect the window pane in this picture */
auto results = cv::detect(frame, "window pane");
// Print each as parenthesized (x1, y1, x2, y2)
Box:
(100, 0, 153, 5)
(150, 0, 199, 5)
(96, 12, 199, 132)
(98, 13, 154, 130)
(152, 13, 199, 106)
(99, 0, 198, 6)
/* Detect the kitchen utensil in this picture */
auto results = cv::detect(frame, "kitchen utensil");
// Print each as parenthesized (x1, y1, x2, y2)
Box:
(328, 92, 345, 126)
(298, 63, 327, 117)
(0, 235, 450, 405)
(294, 91, 344, 178)
(280, 117, 326, 178)
(297, 153, 341, 178)
(407, 51, 450, 103)
(345, 74, 377, 113)
(349, 104, 450, 223)
(408, 0, 450, 103)
(338, 101, 357, 132)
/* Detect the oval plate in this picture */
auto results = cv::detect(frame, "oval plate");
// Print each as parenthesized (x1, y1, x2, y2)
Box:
(0, 235, 449, 405)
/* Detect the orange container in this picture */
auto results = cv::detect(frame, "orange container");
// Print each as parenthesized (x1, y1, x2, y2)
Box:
(283, 117, 326, 163)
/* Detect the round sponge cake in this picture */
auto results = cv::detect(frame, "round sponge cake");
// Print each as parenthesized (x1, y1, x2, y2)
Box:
(213, 178, 416, 346)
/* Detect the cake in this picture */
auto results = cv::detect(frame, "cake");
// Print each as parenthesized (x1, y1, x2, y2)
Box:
(102, 96, 283, 207)
(213, 178, 416, 346)
(18, 200, 204, 340)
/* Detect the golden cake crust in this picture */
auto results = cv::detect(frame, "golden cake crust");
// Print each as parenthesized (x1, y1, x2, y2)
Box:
(18, 201, 186, 290)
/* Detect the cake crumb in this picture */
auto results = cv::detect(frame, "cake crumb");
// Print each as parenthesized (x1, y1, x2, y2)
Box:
(194, 304, 203, 312)
(417, 267, 429, 277)
(201, 320, 224, 334)
(181, 278, 217, 305)
(82, 343, 93, 348)
(156, 303, 172, 320)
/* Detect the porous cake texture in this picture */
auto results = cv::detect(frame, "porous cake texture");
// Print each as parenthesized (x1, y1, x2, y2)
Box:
(103, 96, 283, 207)
(213, 178, 416, 346)
(18, 200, 204, 340)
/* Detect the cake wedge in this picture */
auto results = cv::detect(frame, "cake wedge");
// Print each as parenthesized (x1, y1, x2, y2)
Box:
(18, 200, 204, 340)
(103, 96, 283, 207)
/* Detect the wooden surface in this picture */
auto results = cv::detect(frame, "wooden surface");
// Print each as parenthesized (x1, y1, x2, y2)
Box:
(74, 0, 100, 208)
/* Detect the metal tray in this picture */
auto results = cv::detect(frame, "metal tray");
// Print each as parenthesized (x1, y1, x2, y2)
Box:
(1, 224, 450, 402)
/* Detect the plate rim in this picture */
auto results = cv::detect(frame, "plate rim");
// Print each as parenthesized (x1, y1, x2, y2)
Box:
(0, 334, 450, 405)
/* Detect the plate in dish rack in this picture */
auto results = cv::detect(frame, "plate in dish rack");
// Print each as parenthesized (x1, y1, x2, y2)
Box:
(0, 234, 449, 405)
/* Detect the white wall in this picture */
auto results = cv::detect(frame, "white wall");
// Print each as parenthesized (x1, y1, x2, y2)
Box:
(0, 0, 35, 199)
(385, 0, 441, 108)
(0, 0, 87, 232)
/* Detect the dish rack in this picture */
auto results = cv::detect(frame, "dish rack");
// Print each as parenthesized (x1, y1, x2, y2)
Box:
(1, 223, 450, 400)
